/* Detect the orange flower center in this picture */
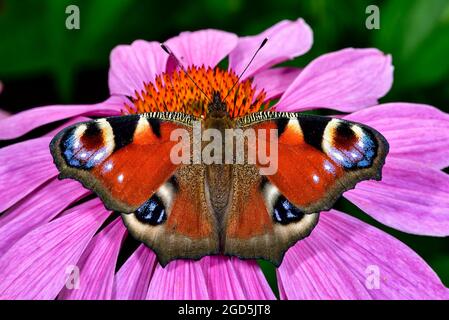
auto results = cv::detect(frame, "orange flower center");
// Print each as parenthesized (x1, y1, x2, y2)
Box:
(125, 66, 267, 118)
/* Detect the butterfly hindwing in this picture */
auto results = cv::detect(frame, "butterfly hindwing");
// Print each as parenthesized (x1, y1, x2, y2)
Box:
(122, 164, 220, 266)
(223, 164, 319, 265)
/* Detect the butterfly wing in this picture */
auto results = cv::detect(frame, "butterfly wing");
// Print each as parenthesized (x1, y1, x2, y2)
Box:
(223, 163, 320, 265)
(50, 113, 219, 266)
(121, 164, 220, 266)
(223, 112, 388, 265)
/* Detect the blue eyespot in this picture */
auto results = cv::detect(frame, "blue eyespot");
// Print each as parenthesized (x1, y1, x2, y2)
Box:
(135, 195, 167, 226)
(328, 131, 377, 170)
(273, 196, 304, 225)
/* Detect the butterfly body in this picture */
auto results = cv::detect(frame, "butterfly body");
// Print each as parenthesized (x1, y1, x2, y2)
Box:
(50, 94, 388, 267)
(203, 94, 235, 226)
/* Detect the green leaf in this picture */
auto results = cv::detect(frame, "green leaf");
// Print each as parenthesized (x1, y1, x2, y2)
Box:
(258, 259, 280, 298)
(375, 0, 449, 88)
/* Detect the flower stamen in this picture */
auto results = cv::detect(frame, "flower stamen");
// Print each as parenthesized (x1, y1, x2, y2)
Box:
(125, 66, 267, 118)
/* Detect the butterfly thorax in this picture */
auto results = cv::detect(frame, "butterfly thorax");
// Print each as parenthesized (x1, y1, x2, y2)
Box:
(203, 92, 234, 225)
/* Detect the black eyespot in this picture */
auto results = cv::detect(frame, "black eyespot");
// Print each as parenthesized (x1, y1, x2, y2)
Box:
(135, 195, 167, 226)
(83, 122, 102, 137)
(107, 115, 140, 151)
(336, 122, 355, 139)
(274, 118, 289, 137)
(299, 117, 331, 151)
(273, 195, 304, 225)
(148, 119, 161, 138)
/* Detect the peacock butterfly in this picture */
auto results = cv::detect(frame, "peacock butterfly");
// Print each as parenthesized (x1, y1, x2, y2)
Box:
(49, 41, 389, 267)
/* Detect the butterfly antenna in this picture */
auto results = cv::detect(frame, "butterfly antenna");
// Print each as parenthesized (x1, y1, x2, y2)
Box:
(160, 43, 211, 103)
(223, 38, 268, 102)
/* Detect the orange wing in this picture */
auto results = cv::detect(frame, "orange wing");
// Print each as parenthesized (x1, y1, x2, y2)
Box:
(121, 164, 220, 266)
(51, 114, 184, 212)
(239, 113, 389, 214)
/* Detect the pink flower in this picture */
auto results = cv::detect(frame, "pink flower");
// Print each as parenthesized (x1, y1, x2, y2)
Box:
(0, 112, 9, 120)
(1, 18, 449, 300)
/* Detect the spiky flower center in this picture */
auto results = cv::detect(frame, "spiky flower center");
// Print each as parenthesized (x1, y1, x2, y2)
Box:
(125, 66, 267, 118)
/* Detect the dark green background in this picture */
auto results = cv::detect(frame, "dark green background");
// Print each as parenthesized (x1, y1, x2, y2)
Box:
(0, 0, 448, 295)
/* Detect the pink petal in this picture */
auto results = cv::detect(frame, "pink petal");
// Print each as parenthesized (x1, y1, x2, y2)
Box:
(200, 256, 275, 300)
(113, 244, 157, 300)
(0, 96, 123, 140)
(146, 256, 274, 300)
(0, 178, 90, 254)
(147, 259, 210, 300)
(108, 41, 168, 97)
(345, 157, 449, 236)
(0, 137, 57, 212)
(229, 19, 312, 79)
(59, 218, 127, 300)
(278, 210, 449, 300)
(0, 199, 111, 299)
(165, 29, 238, 68)
(345, 103, 449, 169)
(0, 109, 9, 119)
(252, 67, 302, 101)
(275, 48, 393, 113)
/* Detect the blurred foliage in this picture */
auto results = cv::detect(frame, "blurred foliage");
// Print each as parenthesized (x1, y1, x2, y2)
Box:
(375, 0, 449, 88)
(0, 0, 448, 294)
(1, 0, 449, 109)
